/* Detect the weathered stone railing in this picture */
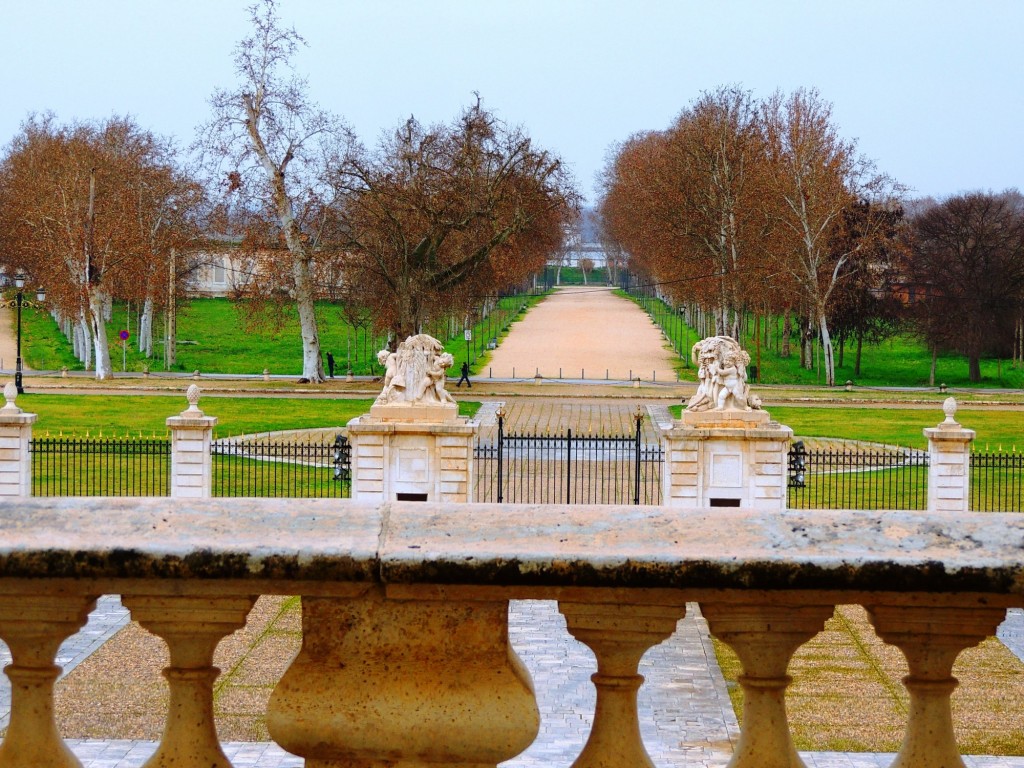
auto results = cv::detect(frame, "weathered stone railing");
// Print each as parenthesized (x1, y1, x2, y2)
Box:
(1, 497, 1022, 767)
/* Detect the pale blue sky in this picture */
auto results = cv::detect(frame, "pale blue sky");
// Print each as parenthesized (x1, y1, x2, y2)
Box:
(2, 1, 1022, 204)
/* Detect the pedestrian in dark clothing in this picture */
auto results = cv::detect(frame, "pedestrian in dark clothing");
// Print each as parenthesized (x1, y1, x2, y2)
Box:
(326, 352, 336, 379)
(457, 361, 471, 388)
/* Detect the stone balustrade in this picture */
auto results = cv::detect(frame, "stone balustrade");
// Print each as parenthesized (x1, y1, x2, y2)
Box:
(1, 497, 1022, 767)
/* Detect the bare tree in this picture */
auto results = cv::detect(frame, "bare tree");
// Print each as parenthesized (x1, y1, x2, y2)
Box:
(578, 257, 594, 285)
(908, 191, 1024, 382)
(329, 101, 577, 341)
(196, 0, 353, 382)
(0, 114, 198, 379)
(761, 88, 903, 386)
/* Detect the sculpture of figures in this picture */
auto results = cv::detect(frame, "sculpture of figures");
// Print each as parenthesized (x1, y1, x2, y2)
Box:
(685, 336, 760, 412)
(375, 349, 401, 405)
(374, 334, 457, 407)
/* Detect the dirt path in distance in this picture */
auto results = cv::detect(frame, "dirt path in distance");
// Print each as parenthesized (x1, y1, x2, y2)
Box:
(483, 287, 678, 381)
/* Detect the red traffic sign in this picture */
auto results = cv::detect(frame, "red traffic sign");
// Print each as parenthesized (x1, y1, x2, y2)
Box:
(119, 330, 130, 341)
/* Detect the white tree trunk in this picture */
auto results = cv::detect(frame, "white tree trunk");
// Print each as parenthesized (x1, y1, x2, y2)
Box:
(89, 290, 113, 380)
(77, 311, 92, 370)
(293, 256, 325, 382)
(139, 296, 154, 357)
(817, 310, 836, 387)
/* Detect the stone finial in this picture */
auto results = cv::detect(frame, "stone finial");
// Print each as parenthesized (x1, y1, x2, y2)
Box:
(182, 384, 204, 416)
(1, 382, 20, 413)
(941, 396, 959, 427)
(685, 336, 761, 413)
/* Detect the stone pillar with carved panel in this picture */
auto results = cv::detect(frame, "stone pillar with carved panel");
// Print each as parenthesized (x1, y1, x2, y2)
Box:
(166, 385, 217, 499)
(924, 397, 975, 513)
(0, 382, 36, 497)
(347, 334, 477, 503)
(663, 336, 793, 511)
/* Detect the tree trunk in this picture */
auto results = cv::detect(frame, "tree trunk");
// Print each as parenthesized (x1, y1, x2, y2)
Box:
(818, 311, 836, 387)
(139, 295, 154, 358)
(781, 311, 791, 358)
(88, 289, 113, 380)
(969, 354, 981, 383)
(930, 345, 937, 387)
(754, 313, 761, 382)
(166, 249, 176, 369)
(77, 310, 92, 370)
(293, 255, 325, 382)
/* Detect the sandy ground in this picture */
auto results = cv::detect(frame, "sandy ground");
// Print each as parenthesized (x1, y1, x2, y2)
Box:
(484, 287, 679, 381)
(0, 306, 19, 372)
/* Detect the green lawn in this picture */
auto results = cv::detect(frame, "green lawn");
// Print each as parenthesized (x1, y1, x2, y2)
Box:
(16, 292, 546, 377)
(622, 290, 1024, 389)
(668, 404, 1024, 450)
(21, 394, 478, 438)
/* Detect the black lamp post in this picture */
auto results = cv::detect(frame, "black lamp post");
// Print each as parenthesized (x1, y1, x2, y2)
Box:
(12, 273, 45, 395)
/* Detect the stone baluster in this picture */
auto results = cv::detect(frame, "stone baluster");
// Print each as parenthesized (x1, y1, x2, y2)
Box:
(558, 602, 685, 768)
(0, 382, 36, 497)
(0, 593, 96, 768)
(268, 587, 538, 767)
(701, 601, 834, 768)
(867, 604, 1005, 768)
(166, 385, 217, 499)
(924, 397, 976, 513)
(123, 595, 255, 768)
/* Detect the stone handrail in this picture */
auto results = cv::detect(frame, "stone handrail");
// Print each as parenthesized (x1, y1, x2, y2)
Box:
(2, 498, 1022, 767)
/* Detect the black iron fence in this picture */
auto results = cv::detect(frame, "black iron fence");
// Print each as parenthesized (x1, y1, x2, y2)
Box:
(211, 437, 350, 498)
(971, 451, 1024, 512)
(24, 433, 1023, 511)
(787, 445, 1023, 512)
(30, 435, 351, 499)
(786, 444, 929, 510)
(31, 437, 172, 497)
(474, 413, 663, 504)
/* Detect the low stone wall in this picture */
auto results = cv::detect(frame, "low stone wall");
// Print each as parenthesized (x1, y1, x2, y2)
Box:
(1, 497, 1022, 767)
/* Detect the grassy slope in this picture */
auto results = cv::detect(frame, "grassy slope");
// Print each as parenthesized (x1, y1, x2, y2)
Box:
(19, 293, 546, 377)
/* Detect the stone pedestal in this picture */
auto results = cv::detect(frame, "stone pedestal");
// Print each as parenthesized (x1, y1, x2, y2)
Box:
(347, 403, 477, 503)
(0, 383, 36, 498)
(924, 397, 975, 513)
(662, 409, 793, 510)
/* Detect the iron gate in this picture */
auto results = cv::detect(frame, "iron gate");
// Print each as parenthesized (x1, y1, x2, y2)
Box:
(474, 412, 663, 504)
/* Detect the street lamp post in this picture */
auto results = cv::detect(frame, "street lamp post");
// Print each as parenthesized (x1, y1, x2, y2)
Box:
(11, 273, 45, 395)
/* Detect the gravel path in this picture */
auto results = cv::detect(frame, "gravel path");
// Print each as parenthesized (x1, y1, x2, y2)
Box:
(485, 287, 678, 381)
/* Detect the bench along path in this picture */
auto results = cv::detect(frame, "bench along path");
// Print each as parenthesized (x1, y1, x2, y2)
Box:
(483, 286, 679, 381)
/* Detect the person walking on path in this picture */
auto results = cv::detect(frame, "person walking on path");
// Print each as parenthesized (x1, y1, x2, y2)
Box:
(457, 360, 471, 388)
(326, 352, 336, 379)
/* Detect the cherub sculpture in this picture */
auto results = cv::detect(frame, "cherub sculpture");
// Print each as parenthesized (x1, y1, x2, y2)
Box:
(685, 336, 760, 412)
(374, 334, 457, 406)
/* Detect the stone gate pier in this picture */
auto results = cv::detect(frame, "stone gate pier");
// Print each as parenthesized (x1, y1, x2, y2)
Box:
(346, 334, 477, 503)
(662, 336, 792, 511)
